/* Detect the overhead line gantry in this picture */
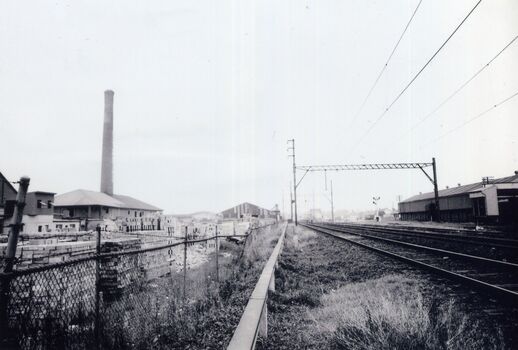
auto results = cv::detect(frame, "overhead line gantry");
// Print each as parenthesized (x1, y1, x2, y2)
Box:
(288, 140, 439, 225)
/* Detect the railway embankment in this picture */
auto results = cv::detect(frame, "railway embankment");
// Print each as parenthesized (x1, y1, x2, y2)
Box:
(257, 225, 516, 350)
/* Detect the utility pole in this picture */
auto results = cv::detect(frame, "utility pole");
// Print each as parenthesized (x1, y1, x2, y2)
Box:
(289, 182, 293, 223)
(330, 180, 334, 223)
(287, 139, 298, 225)
(432, 157, 440, 221)
(215, 225, 219, 285)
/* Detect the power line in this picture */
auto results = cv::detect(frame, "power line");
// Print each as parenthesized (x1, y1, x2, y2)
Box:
(347, 0, 483, 154)
(409, 34, 518, 132)
(421, 89, 518, 148)
(347, 0, 423, 129)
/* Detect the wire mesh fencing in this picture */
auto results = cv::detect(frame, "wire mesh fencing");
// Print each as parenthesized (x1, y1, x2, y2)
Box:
(0, 222, 277, 350)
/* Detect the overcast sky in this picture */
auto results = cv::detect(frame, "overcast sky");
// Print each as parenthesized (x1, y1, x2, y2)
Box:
(1, 0, 517, 215)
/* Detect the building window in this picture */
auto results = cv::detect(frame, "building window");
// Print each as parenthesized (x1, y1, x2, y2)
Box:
(134, 211, 137, 217)
(70, 224, 76, 228)
(56, 224, 62, 230)
(38, 225, 42, 232)
(37, 200, 42, 209)
(105, 208, 109, 214)
(47, 200, 52, 209)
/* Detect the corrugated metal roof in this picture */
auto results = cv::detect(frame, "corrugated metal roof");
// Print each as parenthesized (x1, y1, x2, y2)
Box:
(401, 174, 518, 203)
(54, 189, 162, 211)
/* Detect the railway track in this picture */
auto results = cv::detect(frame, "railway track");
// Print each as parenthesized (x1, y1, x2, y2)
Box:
(328, 222, 518, 263)
(303, 222, 518, 305)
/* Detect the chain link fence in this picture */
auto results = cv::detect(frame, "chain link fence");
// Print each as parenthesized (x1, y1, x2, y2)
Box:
(0, 222, 276, 349)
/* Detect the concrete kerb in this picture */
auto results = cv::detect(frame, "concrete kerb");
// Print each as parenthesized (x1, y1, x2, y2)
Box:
(227, 222, 289, 350)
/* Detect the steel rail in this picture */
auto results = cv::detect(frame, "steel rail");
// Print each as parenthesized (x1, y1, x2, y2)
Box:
(333, 222, 518, 247)
(303, 223, 518, 304)
(227, 222, 288, 350)
(331, 223, 518, 250)
(314, 223, 518, 270)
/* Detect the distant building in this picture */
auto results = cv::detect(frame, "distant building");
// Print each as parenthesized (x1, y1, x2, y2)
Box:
(220, 202, 276, 220)
(0, 172, 18, 233)
(399, 173, 518, 224)
(308, 208, 323, 221)
(0, 171, 17, 220)
(21, 191, 55, 233)
(54, 189, 163, 231)
(0, 176, 81, 234)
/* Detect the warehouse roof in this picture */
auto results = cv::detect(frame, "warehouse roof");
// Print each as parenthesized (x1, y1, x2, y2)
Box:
(220, 202, 270, 214)
(54, 189, 162, 211)
(401, 174, 518, 203)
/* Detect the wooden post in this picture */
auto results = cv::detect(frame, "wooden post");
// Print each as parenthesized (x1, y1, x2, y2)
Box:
(183, 225, 188, 301)
(215, 225, 219, 285)
(94, 224, 102, 349)
(4, 176, 30, 272)
(0, 176, 30, 348)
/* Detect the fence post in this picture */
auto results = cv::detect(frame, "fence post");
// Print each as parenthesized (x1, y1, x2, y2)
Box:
(94, 224, 101, 350)
(183, 226, 188, 301)
(0, 176, 30, 348)
(215, 225, 219, 285)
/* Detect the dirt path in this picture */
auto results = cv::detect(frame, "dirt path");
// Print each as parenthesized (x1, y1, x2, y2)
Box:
(256, 225, 517, 350)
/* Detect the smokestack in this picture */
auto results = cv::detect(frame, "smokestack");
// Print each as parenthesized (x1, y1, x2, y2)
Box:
(100, 90, 114, 195)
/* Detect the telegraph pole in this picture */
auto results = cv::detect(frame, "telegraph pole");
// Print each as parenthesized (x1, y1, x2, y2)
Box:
(289, 182, 293, 223)
(287, 139, 298, 225)
(432, 157, 440, 221)
(331, 180, 335, 223)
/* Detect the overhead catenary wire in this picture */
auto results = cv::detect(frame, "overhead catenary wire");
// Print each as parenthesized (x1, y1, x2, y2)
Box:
(420, 89, 518, 148)
(409, 34, 518, 132)
(347, 0, 483, 155)
(347, 0, 423, 129)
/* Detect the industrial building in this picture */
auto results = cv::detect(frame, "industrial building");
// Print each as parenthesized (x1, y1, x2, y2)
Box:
(53, 189, 162, 231)
(1, 174, 81, 234)
(53, 90, 163, 231)
(3, 91, 162, 234)
(399, 173, 518, 224)
(220, 202, 279, 220)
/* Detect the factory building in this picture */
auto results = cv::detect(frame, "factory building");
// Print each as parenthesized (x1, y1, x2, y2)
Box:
(52, 90, 162, 231)
(1, 174, 81, 234)
(399, 173, 518, 224)
(220, 202, 278, 220)
(53, 189, 162, 231)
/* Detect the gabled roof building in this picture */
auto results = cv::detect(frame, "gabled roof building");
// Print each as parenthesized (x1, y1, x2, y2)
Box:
(53, 189, 162, 231)
(399, 173, 518, 224)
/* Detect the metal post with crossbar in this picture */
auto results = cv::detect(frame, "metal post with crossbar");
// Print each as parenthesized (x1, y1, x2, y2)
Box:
(289, 146, 440, 222)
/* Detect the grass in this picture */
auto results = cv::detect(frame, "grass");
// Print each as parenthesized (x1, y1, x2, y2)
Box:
(101, 222, 284, 349)
(258, 227, 509, 350)
(7, 223, 285, 350)
(311, 275, 505, 350)
(309, 275, 504, 349)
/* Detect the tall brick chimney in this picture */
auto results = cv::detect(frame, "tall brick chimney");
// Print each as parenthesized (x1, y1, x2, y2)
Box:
(100, 90, 114, 195)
